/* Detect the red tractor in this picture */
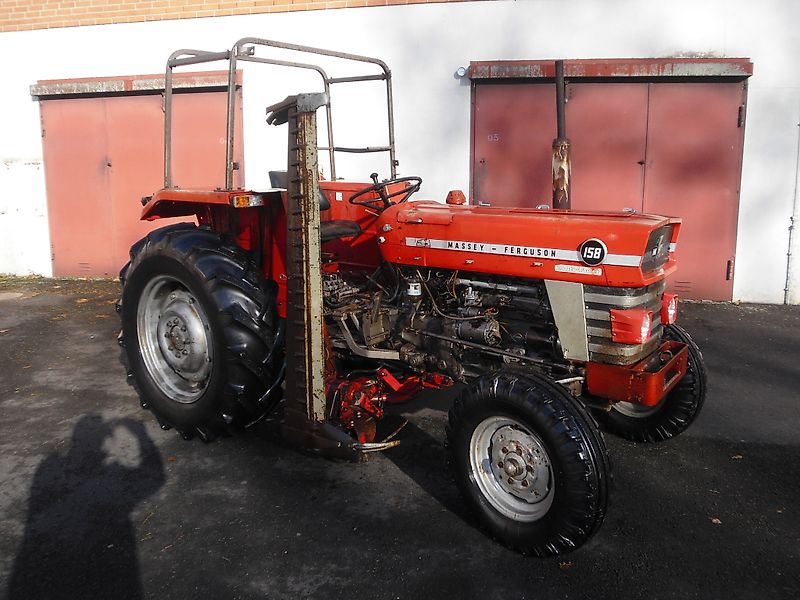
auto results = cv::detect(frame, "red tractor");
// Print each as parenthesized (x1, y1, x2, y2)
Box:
(118, 39, 707, 556)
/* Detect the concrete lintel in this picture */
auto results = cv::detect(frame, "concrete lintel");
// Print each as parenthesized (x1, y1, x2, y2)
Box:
(30, 70, 240, 99)
(469, 58, 754, 81)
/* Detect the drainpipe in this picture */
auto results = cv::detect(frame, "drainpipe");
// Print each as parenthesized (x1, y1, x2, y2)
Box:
(784, 112, 800, 304)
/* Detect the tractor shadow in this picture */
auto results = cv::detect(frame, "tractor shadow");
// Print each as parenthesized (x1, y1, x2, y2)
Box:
(378, 386, 474, 523)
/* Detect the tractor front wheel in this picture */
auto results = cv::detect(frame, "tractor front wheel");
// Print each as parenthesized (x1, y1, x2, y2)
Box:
(595, 324, 707, 443)
(119, 224, 281, 441)
(446, 370, 610, 556)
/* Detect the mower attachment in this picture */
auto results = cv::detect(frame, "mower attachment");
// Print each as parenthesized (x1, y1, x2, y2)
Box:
(266, 93, 354, 458)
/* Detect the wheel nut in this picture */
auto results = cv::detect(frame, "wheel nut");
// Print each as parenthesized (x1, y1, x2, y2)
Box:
(507, 477, 514, 484)
(522, 480, 529, 488)
(526, 465, 534, 472)
(501, 447, 508, 454)
(498, 461, 504, 468)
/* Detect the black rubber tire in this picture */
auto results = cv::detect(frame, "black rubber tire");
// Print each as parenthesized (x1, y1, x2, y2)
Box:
(595, 324, 707, 443)
(446, 370, 611, 556)
(119, 224, 281, 441)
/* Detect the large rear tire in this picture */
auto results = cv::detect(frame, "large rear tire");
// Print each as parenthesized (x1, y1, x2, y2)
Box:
(119, 224, 282, 441)
(595, 324, 707, 443)
(446, 370, 610, 556)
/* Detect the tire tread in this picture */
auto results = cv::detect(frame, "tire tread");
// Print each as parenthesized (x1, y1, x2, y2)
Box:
(119, 224, 280, 442)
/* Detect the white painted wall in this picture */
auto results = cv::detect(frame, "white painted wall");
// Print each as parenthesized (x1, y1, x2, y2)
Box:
(0, 0, 798, 303)
(0, 160, 52, 276)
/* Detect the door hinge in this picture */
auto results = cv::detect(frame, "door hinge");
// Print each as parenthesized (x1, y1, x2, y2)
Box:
(726, 258, 735, 281)
(737, 105, 745, 128)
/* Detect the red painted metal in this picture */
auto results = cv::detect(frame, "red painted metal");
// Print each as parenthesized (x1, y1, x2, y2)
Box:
(377, 368, 453, 404)
(567, 83, 649, 213)
(319, 180, 408, 272)
(661, 293, 678, 325)
(471, 82, 648, 212)
(376, 201, 680, 288)
(445, 190, 466, 205)
(610, 308, 653, 344)
(142, 189, 275, 220)
(585, 340, 688, 406)
(470, 73, 749, 300)
(471, 83, 555, 208)
(643, 82, 747, 301)
(328, 377, 386, 444)
(326, 367, 454, 443)
(40, 82, 243, 277)
(41, 98, 116, 276)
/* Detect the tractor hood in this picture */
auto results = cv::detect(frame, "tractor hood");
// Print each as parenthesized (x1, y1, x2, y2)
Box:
(377, 201, 681, 287)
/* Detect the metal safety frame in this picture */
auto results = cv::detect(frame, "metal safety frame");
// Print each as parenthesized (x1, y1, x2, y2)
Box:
(162, 37, 397, 189)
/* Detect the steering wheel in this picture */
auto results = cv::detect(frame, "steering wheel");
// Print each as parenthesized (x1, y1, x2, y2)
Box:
(348, 173, 422, 210)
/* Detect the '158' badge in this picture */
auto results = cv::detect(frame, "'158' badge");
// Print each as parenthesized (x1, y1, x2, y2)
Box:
(578, 238, 607, 266)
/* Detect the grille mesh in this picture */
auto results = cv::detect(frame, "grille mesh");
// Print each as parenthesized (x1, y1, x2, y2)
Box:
(584, 280, 666, 365)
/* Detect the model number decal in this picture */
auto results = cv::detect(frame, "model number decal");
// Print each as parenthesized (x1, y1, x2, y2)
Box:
(404, 237, 642, 268)
(555, 264, 603, 276)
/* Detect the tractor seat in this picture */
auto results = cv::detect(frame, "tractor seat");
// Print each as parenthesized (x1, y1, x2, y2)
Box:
(268, 170, 331, 210)
(320, 220, 362, 243)
(268, 171, 361, 243)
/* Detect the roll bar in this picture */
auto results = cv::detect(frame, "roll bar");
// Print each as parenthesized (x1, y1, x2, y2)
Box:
(163, 37, 397, 189)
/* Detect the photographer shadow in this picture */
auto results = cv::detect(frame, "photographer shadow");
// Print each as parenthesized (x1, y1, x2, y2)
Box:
(8, 414, 164, 600)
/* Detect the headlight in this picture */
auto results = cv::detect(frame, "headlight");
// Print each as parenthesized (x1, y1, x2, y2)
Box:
(610, 308, 653, 344)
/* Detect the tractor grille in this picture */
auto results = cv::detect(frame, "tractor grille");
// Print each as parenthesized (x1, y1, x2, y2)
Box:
(641, 224, 673, 274)
(584, 280, 666, 365)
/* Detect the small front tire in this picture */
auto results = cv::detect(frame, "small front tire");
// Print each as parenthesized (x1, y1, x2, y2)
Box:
(595, 324, 707, 443)
(446, 370, 610, 556)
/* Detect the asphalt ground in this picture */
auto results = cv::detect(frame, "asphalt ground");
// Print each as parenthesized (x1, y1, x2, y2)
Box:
(0, 276, 798, 600)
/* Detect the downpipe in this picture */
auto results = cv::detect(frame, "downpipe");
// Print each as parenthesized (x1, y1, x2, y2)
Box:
(784, 111, 800, 305)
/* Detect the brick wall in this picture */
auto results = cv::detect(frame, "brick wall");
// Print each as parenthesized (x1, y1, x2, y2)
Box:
(0, 0, 470, 32)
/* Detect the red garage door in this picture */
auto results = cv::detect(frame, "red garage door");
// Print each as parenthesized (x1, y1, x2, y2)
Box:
(469, 59, 751, 301)
(35, 73, 244, 277)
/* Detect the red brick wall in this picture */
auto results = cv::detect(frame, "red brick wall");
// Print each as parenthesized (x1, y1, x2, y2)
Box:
(0, 0, 470, 32)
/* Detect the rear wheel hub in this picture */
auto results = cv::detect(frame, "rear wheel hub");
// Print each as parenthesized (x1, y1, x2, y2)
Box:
(138, 276, 213, 403)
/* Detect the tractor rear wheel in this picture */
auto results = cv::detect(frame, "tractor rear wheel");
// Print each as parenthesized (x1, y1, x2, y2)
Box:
(446, 370, 610, 556)
(595, 324, 707, 443)
(119, 224, 282, 441)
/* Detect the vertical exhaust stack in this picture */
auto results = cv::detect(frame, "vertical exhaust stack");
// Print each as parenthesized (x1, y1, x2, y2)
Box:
(552, 60, 571, 210)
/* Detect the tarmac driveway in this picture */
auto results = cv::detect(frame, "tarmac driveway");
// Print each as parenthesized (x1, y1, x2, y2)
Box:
(0, 277, 798, 599)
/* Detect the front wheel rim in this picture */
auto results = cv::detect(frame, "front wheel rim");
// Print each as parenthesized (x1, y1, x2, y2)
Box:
(136, 275, 213, 404)
(469, 416, 555, 522)
(613, 398, 663, 418)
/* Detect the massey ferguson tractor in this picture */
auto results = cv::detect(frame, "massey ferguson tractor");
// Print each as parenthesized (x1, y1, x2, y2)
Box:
(118, 38, 707, 556)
